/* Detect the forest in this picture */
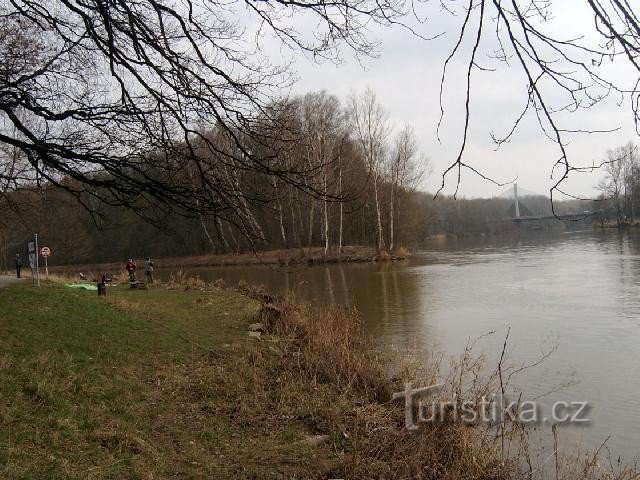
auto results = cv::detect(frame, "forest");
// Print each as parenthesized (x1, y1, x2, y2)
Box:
(0, 89, 426, 266)
(596, 142, 640, 226)
(0, 90, 597, 269)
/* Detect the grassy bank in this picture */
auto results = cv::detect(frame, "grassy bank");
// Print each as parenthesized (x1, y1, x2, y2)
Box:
(3, 279, 636, 479)
(0, 279, 520, 479)
(48, 245, 408, 276)
(0, 282, 262, 478)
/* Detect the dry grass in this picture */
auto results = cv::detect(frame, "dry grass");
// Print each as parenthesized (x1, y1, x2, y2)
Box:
(242, 297, 510, 479)
(243, 293, 638, 480)
(165, 269, 207, 289)
(263, 302, 391, 402)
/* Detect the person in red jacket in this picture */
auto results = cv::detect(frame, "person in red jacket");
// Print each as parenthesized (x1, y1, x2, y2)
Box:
(125, 258, 137, 282)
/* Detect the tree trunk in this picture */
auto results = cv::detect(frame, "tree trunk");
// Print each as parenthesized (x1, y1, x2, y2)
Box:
(308, 200, 315, 246)
(389, 180, 395, 252)
(236, 183, 264, 240)
(396, 194, 402, 247)
(217, 218, 230, 250)
(373, 171, 385, 251)
(338, 162, 343, 255)
(323, 171, 329, 255)
(297, 194, 305, 248)
(227, 221, 240, 252)
(289, 187, 299, 247)
(272, 178, 287, 247)
(199, 215, 216, 251)
(186, 162, 215, 251)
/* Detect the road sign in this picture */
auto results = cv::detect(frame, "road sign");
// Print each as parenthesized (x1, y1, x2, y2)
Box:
(28, 241, 35, 253)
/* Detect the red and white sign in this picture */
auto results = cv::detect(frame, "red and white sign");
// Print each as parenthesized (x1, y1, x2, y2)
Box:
(40, 246, 51, 257)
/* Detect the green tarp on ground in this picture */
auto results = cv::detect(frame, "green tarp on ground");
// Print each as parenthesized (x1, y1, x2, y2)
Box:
(64, 283, 98, 291)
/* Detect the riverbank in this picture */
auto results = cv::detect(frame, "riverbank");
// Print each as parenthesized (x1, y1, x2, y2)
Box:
(48, 245, 408, 276)
(0, 280, 513, 479)
(594, 220, 640, 229)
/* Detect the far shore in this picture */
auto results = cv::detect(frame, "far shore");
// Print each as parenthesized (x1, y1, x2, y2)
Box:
(48, 245, 409, 275)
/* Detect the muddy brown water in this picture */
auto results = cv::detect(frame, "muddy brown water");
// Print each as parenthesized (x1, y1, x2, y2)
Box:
(160, 229, 640, 463)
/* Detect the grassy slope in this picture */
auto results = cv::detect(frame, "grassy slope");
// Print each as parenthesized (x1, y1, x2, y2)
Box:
(0, 282, 517, 480)
(0, 283, 321, 479)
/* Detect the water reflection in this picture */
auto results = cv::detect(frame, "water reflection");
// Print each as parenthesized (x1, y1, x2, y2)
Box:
(162, 260, 433, 353)
(161, 229, 640, 462)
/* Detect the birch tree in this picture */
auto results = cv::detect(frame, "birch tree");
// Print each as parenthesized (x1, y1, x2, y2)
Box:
(300, 92, 344, 254)
(388, 125, 428, 250)
(349, 89, 389, 251)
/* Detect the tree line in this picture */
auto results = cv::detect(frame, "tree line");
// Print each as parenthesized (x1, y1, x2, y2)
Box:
(597, 142, 640, 226)
(2, 89, 605, 271)
(0, 89, 430, 266)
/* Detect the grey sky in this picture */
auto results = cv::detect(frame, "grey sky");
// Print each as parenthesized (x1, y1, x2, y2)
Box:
(281, 1, 637, 199)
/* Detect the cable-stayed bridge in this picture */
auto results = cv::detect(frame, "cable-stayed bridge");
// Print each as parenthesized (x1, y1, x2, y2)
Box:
(496, 184, 594, 223)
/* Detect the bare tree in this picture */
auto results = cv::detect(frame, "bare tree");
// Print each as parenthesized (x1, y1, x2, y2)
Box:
(298, 92, 344, 253)
(388, 125, 427, 251)
(436, 1, 640, 209)
(0, 0, 410, 232)
(622, 142, 639, 222)
(596, 141, 640, 226)
(338, 151, 344, 254)
(598, 147, 627, 226)
(349, 89, 389, 251)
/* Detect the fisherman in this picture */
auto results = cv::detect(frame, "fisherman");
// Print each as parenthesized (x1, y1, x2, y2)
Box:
(15, 253, 22, 278)
(144, 257, 154, 284)
(125, 258, 137, 282)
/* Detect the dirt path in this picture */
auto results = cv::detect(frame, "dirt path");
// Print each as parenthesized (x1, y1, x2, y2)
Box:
(0, 276, 22, 288)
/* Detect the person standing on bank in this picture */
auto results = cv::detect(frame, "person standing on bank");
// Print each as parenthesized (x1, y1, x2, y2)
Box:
(15, 253, 22, 278)
(125, 258, 137, 282)
(144, 257, 154, 284)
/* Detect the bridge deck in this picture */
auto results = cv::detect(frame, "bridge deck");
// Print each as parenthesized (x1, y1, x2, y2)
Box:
(510, 212, 596, 222)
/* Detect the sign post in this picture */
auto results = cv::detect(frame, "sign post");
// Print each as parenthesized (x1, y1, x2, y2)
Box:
(40, 246, 51, 281)
(27, 240, 39, 287)
(34, 234, 40, 287)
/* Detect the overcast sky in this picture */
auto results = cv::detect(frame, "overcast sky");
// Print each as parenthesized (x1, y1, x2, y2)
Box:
(278, 1, 638, 199)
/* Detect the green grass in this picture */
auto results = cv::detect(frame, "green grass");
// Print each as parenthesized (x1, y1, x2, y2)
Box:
(0, 282, 321, 479)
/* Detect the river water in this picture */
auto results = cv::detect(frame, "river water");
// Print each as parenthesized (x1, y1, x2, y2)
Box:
(162, 229, 640, 463)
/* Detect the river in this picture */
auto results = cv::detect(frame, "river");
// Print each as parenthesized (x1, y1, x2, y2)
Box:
(161, 229, 640, 462)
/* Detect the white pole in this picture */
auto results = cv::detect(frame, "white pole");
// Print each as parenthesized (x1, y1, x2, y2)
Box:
(45, 256, 49, 281)
(34, 233, 40, 288)
(514, 183, 521, 218)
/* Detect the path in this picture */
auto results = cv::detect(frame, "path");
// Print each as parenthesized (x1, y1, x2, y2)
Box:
(0, 275, 23, 288)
